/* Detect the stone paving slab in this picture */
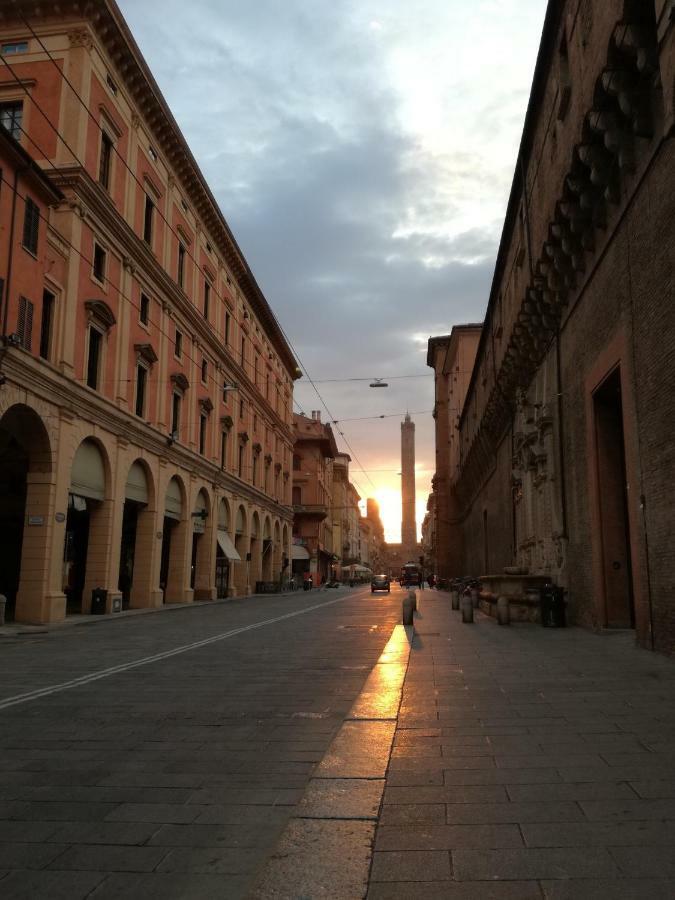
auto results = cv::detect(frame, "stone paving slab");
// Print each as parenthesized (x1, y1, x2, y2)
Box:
(0, 869, 108, 900)
(250, 623, 413, 897)
(366, 588, 675, 897)
(296, 777, 385, 819)
(0, 588, 402, 898)
(252, 819, 375, 897)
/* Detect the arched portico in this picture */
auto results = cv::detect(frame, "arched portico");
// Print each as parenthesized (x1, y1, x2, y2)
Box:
(64, 437, 113, 614)
(0, 403, 60, 623)
(118, 459, 158, 609)
(262, 516, 273, 581)
(215, 497, 238, 598)
(273, 520, 282, 585)
(160, 474, 191, 604)
(192, 487, 216, 601)
(250, 511, 262, 589)
(233, 504, 249, 596)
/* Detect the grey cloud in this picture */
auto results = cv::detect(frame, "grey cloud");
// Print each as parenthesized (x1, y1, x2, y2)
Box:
(118, 0, 544, 531)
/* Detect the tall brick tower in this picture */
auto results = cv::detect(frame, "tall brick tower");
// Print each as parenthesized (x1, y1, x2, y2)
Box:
(401, 413, 417, 558)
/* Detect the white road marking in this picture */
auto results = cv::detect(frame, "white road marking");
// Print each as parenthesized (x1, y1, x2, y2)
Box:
(0, 594, 350, 712)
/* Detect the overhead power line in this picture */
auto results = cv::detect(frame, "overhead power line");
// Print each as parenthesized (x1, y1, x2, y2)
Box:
(1, 32, 376, 495)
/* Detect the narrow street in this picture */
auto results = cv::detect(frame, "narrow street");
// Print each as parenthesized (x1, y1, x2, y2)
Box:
(0, 586, 400, 898)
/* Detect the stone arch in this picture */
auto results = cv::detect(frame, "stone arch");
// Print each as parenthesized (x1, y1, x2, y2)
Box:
(65, 436, 113, 614)
(0, 404, 54, 622)
(219, 497, 231, 532)
(262, 515, 273, 581)
(250, 510, 262, 588)
(119, 457, 157, 609)
(233, 503, 249, 596)
(215, 496, 234, 598)
(282, 522, 292, 587)
(160, 473, 189, 604)
(191, 486, 216, 601)
(273, 519, 283, 585)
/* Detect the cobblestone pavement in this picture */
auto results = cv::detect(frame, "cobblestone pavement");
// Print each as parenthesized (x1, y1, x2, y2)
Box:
(367, 589, 675, 900)
(0, 586, 400, 899)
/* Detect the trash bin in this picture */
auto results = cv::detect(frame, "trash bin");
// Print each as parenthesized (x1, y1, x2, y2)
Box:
(539, 586, 565, 627)
(91, 587, 107, 615)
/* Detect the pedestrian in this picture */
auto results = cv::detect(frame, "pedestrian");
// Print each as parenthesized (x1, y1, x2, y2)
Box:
(428, 573, 435, 589)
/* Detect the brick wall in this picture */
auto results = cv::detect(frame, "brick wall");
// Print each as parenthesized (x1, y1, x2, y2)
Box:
(453, 0, 675, 651)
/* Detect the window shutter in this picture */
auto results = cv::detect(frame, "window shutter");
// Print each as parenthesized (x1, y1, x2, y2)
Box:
(17, 296, 34, 350)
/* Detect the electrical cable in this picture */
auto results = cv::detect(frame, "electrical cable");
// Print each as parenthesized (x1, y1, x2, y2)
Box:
(1, 35, 377, 496)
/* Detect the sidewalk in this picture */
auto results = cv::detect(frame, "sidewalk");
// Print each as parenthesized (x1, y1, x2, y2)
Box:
(368, 589, 675, 899)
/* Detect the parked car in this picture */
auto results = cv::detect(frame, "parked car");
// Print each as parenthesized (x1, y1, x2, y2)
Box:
(371, 574, 390, 593)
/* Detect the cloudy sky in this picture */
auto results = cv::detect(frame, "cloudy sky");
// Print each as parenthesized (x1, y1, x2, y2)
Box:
(119, 0, 547, 541)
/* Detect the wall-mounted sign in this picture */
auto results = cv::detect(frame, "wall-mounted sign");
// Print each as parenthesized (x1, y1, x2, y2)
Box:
(28, 515, 44, 526)
(55, 512, 66, 523)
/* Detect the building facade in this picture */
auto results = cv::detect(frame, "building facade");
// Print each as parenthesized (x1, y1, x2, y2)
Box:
(291, 412, 338, 585)
(0, 2, 298, 622)
(363, 497, 385, 573)
(446, 0, 674, 652)
(426, 327, 481, 579)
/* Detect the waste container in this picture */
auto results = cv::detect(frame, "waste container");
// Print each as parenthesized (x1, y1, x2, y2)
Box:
(539, 586, 565, 627)
(91, 588, 107, 615)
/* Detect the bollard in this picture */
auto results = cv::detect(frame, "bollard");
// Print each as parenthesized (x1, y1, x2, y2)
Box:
(450, 590, 460, 611)
(497, 595, 510, 626)
(402, 596, 414, 626)
(461, 595, 473, 623)
(0, 594, 5, 627)
(471, 587, 480, 609)
(408, 589, 417, 611)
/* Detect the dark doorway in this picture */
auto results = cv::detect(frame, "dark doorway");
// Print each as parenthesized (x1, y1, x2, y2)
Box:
(64, 496, 91, 614)
(215, 549, 229, 598)
(593, 368, 635, 627)
(160, 516, 176, 603)
(190, 533, 201, 590)
(0, 432, 27, 621)
(118, 501, 140, 609)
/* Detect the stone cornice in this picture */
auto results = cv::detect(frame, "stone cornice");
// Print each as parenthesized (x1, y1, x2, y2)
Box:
(456, 6, 663, 504)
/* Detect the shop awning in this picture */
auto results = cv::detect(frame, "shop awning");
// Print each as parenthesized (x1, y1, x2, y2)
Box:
(70, 440, 105, 501)
(125, 462, 148, 504)
(292, 545, 310, 560)
(165, 478, 182, 520)
(217, 530, 241, 561)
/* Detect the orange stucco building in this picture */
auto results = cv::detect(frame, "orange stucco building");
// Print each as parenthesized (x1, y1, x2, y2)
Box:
(291, 412, 338, 585)
(0, 3, 299, 623)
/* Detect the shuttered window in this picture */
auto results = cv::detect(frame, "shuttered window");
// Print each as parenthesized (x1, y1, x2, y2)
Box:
(22, 196, 39, 254)
(99, 132, 113, 189)
(17, 295, 33, 350)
